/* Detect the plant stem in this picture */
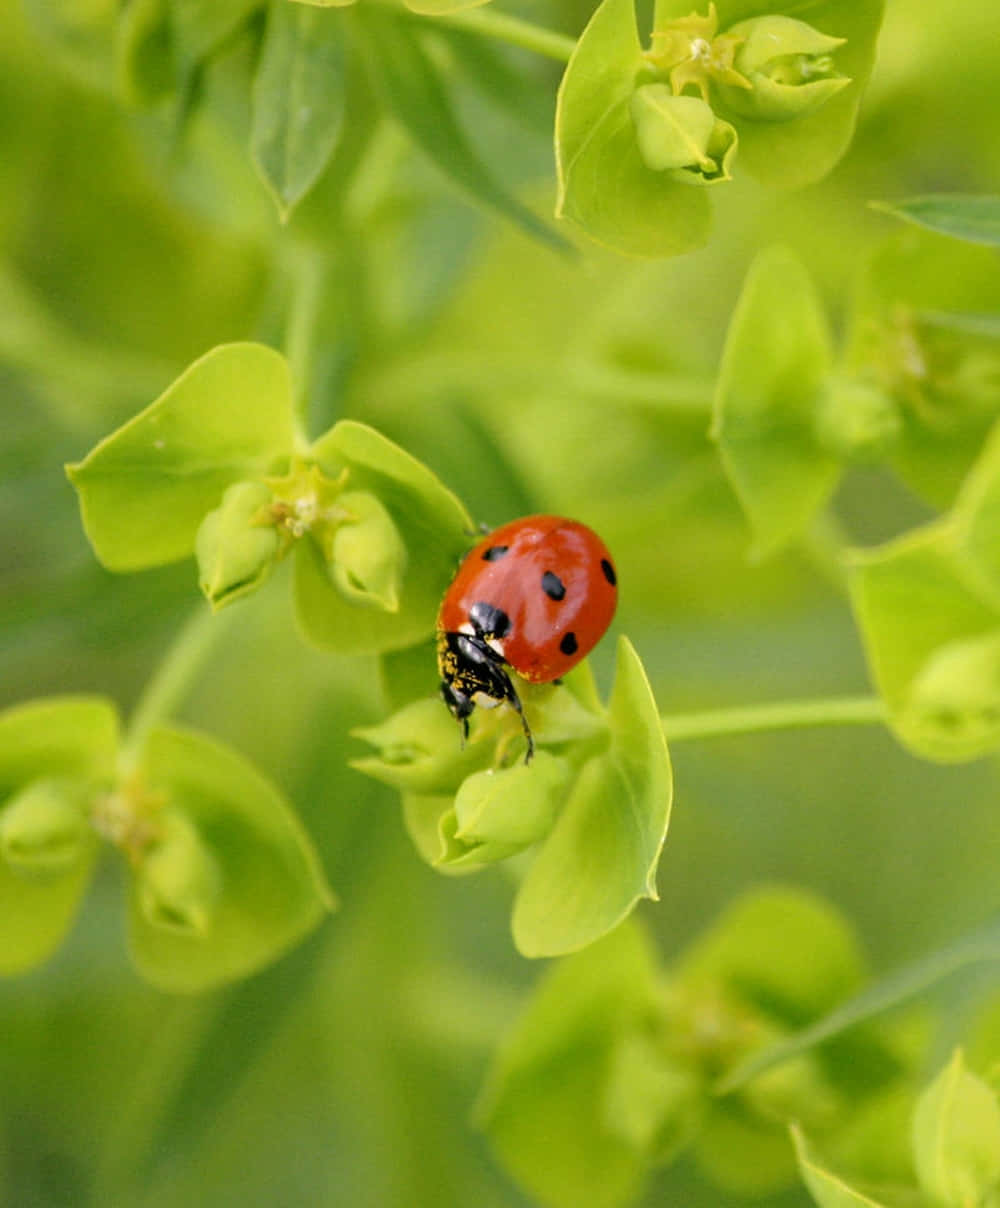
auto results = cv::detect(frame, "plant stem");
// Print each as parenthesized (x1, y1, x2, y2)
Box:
(661, 695, 887, 743)
(433, 7, 576, 63)
(120, 607, 234, 769)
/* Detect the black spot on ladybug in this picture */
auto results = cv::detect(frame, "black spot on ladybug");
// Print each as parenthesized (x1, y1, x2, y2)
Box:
(601, 558, 617, 586)
(469, 600, 510, 638)
(559, 631, 578, 656)
(541, 570, 566, 601)
(482, 545, 509, 562)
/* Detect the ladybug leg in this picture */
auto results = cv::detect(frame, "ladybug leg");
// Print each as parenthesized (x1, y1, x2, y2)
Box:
(501, 677, 535, 764)
(440, 680, 474, 746)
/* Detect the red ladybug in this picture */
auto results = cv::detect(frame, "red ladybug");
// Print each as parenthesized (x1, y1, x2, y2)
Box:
(437, 515, 617, 760)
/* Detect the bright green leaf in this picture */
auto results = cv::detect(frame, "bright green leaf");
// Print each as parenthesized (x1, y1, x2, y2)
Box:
(849, 526, 1000, 762)
(792, 1124, 894, 1208)
(554, 0, 710, 257)
(354, 7, 565, 251)
(251, 1, 347, 218)
(67, 344, 295, 571)
(0, 697, 119, 793)
(0, 697, 118, 975)
(477, 921, 660, 1208)
(512, 637, 671, 958)
(297, 419, 472, 652)
(129, 725, 333, 992)
(713, 245, 839, 557)
(872, 195, 1000, 248)
(675, 886, 865, 1025)
(0, 835, 97, 977)
(913, 1049, 1000, 1208)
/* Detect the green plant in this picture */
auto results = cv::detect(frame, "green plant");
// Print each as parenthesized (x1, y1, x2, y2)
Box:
(4, 0, 1000, 1204)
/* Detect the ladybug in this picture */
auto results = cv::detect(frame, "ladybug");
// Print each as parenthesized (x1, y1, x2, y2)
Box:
(437, 515, 618, 761)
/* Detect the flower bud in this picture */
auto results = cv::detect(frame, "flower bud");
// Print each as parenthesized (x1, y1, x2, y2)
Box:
(327, 490, 407, 613)
(631, 87, 737, 185)
(0, 778, 90, 876)
(136, 812, 221, 937)
(441, 752, 570, 867)
(904, 632, 1000, 748)
(814, 375, 902, 463)
(196, 481, 279, 611)
(352, 699, 488, 794)
(716, 16, 850, 122)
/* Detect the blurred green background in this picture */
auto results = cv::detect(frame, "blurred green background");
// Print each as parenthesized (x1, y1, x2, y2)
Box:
(3, 0, 1000, 1204)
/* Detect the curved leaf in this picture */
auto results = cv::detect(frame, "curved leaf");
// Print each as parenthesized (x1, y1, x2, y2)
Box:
(298, 420, 472, 652)
(554, 0, 710, 257)
(67, 344, 295, 570)
(354, 7, 565, 250)
(713, 245, 839, 557)
(512, 637, 672, 957)
(871, 195, 1000, 248)
(0, 697, 118, 975)
(251, 2, 347, 218)
(477, 921, 660, 1208)
(129, 725, 333, 992)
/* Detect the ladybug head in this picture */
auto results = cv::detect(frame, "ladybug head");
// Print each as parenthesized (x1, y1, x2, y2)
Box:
(436, 629, 534, 762)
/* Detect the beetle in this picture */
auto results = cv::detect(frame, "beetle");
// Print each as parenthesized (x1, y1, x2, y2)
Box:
(437, 514, 617, 760)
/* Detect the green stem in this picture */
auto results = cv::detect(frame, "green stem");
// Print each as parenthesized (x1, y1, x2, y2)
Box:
(120, 607, 233, 769)
(284, 246, 329, 448)
(433, 6, 576, 63)
(661, 695, 887, 743)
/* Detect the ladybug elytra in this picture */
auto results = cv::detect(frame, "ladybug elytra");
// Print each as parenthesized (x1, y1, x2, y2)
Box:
(437, 515, 617, 761)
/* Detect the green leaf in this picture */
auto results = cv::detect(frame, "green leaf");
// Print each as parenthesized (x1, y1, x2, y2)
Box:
(251, 1, 347, 219)
(913, 1050, 1000, 1208)
(675, 886, 865, 1025)
(718, 912, 1000, 1096)
(129, 725, 333, 992)
(849, 526, 1000, 762)
(554, 0, 710, 257)
(114, 0, 174, 106)
(707, 0, 885, 189)
(846, 233, 1000, 508)
(872, 195, 1000, 248)
(791, 1125, 894, 1208)
(512, 637, 672, 958)
(603, 1032, 703, 1161)
(67, 344, 295, 571)
(476, 921, 660, 1208)
(297, 419, 472, 653)
(712, 245, 839, 557)
(0, 697, 118, 975)
(952, 420, 1000, 608)
(170, 0, 262, 66)
(354, 7, 566, 251)
(0, 697, 119, 793)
